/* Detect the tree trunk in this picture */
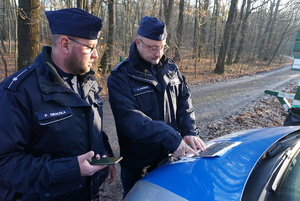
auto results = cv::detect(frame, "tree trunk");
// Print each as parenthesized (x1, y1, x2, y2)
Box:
(77, 0, 83, 10)
(193, 0, 199, 59)
(164, 0, 174, 26)
(163, 0, 174, 43)
(211, 0, 219, 63)
(17, 0, 40, 70)
(258, 0, 275, 60)
(264, 0, 280, 60)
(214, 0, 238, 74)
(173, 0, 184, 61)
(226, 0, 245, 65)
(100, 0, 114, 74)
(199, 0, 209, 57)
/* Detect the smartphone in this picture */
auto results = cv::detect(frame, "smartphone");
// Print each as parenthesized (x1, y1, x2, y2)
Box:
(89, 156, 123, 165)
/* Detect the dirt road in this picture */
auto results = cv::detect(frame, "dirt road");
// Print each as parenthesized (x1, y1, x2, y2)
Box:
(190, 65, 300, 125)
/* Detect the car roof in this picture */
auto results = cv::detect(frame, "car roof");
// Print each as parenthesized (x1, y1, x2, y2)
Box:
(125, 126, 300, 201)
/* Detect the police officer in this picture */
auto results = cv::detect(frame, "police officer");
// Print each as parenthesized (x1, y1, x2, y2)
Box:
(0, 8, 116, 201)
(107, 16, 206, 197)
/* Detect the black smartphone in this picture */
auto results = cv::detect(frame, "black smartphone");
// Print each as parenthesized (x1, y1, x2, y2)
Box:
(89, 156, 123, 165)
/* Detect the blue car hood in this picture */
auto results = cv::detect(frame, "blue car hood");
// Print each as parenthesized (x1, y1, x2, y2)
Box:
(125, 126, 300, 201)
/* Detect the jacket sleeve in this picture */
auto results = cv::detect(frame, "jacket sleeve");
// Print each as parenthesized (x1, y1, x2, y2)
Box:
(107, 73, 182, 152)
(0, 88, 86, 196)
(176, 73, 200, 137)
(102, 131, 114, 157)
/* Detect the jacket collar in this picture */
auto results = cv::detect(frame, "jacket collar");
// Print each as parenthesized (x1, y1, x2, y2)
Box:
(127, 42, 178, 79)
(34, 46, 99, 106)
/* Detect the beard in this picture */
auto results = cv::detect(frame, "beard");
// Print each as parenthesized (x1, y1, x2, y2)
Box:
(64, 50, 89, 75)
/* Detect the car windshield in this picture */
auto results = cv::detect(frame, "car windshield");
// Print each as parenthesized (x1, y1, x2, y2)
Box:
(275, 148, 300, 200)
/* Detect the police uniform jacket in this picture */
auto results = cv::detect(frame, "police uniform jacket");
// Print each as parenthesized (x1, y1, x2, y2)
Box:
(107, 43, 199, 170)
(0, 47, 113, 201)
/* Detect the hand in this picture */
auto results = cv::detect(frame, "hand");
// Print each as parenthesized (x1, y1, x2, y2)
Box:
(77, 151, 108, 176)
(107, 165, 117, 184)
(173, 140, 198, 158)
(183, 135, 206, 152)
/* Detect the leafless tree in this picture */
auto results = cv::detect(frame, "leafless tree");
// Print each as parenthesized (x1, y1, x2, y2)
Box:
(17, 0, 40, 70)
(215, 0, 238, 74)
(173, 0, 184, 61)
(100, 0, 114, 74)
(1, 0, 300, 79)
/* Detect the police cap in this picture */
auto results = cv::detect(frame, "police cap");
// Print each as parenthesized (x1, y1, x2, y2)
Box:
(137, 16, 167, 41)
(45, 8, 102, 40)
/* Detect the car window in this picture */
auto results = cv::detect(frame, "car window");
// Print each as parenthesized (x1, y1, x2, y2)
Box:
(275, 149, 300, 200)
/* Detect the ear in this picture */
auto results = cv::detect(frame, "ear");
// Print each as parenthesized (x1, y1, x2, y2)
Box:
(135, 37, 141, 49)
(59, 37, 71, 55)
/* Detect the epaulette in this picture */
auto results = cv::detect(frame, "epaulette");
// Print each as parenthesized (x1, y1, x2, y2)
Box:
(3, 65, 35, 91)
(111, 59, 128, 72)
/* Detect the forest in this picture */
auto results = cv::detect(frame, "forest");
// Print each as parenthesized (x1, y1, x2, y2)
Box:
(0, 0, 300, 80)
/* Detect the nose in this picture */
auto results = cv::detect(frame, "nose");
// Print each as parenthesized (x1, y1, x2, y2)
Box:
(91, 49, 98, 58)
(154, 48, 164, 58)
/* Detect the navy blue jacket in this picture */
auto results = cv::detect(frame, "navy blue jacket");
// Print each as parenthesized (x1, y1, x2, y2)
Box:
(107, 43, 199, 169)
(0, 47, 113, 201)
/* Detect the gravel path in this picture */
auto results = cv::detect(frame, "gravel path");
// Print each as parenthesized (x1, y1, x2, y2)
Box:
(190, 65, 300, 125)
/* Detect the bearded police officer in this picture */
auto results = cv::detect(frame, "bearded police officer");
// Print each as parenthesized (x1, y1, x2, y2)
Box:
(0, 8, 115, 201)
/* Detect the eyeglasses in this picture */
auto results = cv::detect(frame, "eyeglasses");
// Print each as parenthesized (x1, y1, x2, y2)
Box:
(138, 38, 169, 52)
(67, 37, 97, 53)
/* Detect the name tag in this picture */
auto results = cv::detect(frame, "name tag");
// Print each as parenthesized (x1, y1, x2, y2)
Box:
(36, 107, 73, 125)
(132, 85, 153, 96)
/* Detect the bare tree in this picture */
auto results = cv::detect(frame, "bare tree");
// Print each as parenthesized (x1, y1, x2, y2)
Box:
(163, 0, 174, 27)
(259, 0, 281, 60)
(226, 0, 245, 65)
(173, 0, 184, 61)
(199, 0, 209, 57)
(210, 0, 220, 63)
(0, 0, 299, 79)
(163, 0, 174, 43)
(100, 0, 114, 74)
(17, 0, 40, 70)
(214, 0, 238, 74)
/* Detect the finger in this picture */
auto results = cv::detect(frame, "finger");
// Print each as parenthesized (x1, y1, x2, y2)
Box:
(196, 139, 206, 151)
(108, 165, 117, 184)
(79, 151, 95, 162)
(189, 138, 197, 151)
(186, 146, 199, 156)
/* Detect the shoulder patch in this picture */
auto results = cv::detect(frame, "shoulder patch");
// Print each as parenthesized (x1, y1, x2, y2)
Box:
(112, 59, 128, 72)
(3, 65, 35, 91)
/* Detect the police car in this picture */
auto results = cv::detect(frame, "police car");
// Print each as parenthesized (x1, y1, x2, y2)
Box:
(124, 126, 300, 201)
